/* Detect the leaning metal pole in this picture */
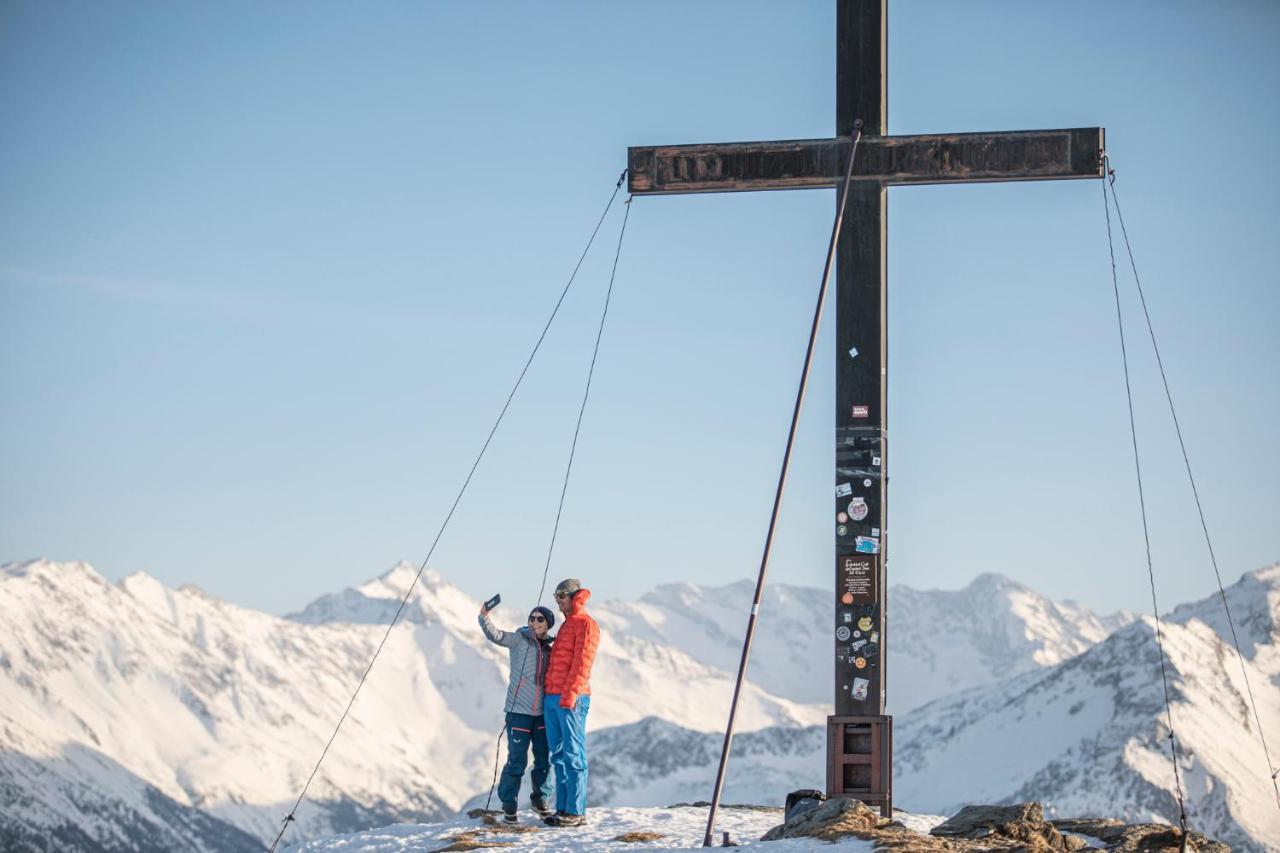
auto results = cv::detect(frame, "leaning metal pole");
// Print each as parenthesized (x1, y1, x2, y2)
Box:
(702, 122, 865, 847)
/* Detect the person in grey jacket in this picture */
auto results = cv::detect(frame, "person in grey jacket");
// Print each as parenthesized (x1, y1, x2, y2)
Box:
(479, 600, 556, 823)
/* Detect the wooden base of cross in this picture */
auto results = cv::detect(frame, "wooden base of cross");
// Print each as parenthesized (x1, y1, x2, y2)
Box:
(827, 715, 892, 816)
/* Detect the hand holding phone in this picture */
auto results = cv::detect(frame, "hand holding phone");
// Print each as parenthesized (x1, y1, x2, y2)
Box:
(483, 593, 501, 613)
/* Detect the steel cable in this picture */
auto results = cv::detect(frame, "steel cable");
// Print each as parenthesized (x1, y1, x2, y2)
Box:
(479, 192, 634, 821)
(701, 123, 865, 847)
(266, 171, 627, 852)
(1106, 162, 1280, 816)
(1101, 165, 1191, 843)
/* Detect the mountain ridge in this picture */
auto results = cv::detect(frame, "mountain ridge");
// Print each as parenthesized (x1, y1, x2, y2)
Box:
(2, 557, 1270, 851)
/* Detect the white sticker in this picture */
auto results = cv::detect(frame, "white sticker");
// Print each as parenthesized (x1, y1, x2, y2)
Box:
(863, 479, 872, 487)
(871, 527, 880, 537)
(848, 498, 869, 521)
(848, 346, 859, 359)
(852, 677, 869, 701)
(872, 456, 881, 466)
(835, 482, 852, 498)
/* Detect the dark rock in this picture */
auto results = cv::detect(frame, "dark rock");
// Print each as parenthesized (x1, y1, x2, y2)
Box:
(1103, 823, 1230, 853)
(931, 803, 1045, 836)
(761, 796, 882, 841)
(930, 802, 1068, 850)
(1051, 818, 1126, 841)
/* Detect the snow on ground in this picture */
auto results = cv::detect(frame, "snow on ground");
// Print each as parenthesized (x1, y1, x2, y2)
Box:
(283, 805, 946, 852)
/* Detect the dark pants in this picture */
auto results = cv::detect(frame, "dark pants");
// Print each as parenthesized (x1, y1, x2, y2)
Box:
(497, 711, 552, 810)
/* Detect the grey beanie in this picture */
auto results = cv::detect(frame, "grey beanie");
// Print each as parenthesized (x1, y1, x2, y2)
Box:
(554, 578, 583, 597)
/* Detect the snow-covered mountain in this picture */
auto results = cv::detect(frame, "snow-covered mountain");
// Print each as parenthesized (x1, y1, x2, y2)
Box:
(0, 560, 482, 850)
(4, 557, 1261, 853)
(894, 566, 1280, 851)
(0, 560, 820, 851)
(288, 563, 827, 734)
(545, 566, 1280, 852)
(598, 574, 1133, 711)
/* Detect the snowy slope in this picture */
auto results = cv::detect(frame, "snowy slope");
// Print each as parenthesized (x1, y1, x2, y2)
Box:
(596, 574, 1132, 712)
(0, 560, 820, 850)
(289, 563, 827, 733)
(888, 573, 1134, 713)
(567, 567, 1279, 851)
(0, 560, 490, 849)
(4, 557, 1243, 853)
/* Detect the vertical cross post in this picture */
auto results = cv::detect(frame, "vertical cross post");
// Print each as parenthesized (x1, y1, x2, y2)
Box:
(829, 0, 892, 814)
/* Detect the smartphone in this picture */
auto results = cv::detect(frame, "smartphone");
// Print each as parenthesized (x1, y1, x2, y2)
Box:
(484, 593, 501, 611)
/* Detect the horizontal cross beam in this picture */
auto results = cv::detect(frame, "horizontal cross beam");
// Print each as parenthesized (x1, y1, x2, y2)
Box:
(628, 127, 1104, 195)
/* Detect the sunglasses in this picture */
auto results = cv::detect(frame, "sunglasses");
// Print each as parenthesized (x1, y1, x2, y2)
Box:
(529, 615, 547, 623)
(554, 592, 569, 600)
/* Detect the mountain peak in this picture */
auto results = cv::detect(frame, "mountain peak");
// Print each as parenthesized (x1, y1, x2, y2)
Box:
(3, 557, 102, 581)
(963, 572, 1026, 595)
(365, 561, 445, 596)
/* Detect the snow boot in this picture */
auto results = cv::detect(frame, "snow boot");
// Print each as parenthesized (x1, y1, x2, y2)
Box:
(544, 812, 586, 827)
(502, 805, 518, 825)
(530, 796, 554, 818)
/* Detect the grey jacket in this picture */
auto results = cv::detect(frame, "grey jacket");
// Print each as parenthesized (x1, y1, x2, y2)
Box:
(479, 613, 551, 716)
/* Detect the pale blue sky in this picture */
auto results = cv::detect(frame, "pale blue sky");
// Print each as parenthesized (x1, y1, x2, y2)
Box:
(2, 1, 1276, 617)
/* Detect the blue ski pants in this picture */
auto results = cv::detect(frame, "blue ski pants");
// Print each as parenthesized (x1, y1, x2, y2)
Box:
(497, 712, 552, 810)
(543, 694, 590, 815)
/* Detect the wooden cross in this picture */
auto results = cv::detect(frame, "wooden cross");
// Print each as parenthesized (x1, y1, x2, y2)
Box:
(626, 0, 1104, 814)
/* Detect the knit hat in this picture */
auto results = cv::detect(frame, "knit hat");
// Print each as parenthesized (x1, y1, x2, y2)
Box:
(554, 578, 583, 598)
(529, 605, 556, 630)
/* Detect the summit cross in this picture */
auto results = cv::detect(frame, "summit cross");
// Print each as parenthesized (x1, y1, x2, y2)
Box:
(626, 0, 1104, 815)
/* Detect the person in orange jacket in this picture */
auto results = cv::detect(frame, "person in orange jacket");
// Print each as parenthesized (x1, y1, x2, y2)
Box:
(540, 578, 599, 827)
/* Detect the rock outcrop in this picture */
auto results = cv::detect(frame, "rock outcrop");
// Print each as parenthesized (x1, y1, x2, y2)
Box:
(762, 796, 1231, 852)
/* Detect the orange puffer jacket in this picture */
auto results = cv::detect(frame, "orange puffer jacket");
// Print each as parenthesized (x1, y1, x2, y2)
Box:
(543, 588, 600, 709)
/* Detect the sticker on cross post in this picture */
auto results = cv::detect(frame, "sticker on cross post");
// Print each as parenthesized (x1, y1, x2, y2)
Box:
(848, 498, 868, 521)
(855, 535, 880, 554)
(835, 482, 852, 498)
(837, 554, 877, 605)
(851, 405, 870, 419)
(852, 677, 869, 701)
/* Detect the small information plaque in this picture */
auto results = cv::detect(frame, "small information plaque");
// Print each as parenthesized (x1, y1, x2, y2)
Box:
(838, 554, 877, 605)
